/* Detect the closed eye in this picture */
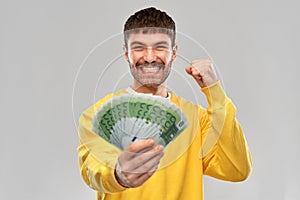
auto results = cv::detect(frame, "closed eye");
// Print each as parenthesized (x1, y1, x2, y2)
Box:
(131, 46, 145, 51)
(155, 45, 170, 51)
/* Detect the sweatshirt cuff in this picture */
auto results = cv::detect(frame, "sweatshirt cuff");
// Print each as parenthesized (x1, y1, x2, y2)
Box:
(201, 81, 227, 107)
(102, 164, 127, 193)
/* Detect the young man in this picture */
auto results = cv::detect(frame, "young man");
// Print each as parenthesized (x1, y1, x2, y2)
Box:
(78, 7, 252, 200)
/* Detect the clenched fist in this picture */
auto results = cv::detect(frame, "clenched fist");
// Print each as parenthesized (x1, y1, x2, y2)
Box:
(185, 59, 218, 88)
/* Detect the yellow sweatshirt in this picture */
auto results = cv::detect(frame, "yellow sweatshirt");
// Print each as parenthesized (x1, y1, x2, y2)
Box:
(77, 82, 252, 200)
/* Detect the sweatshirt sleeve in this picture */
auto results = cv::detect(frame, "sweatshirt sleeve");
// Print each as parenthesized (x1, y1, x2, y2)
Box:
(77, 142, 126, 193)
(77, 91, 127, 194)
(200, 81, 252, 181)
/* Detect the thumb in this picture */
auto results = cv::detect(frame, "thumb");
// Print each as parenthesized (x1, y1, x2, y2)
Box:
(185, 66, 193, 75)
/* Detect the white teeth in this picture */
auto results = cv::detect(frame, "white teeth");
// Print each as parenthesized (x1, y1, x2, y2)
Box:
(141, 67, 160, 73)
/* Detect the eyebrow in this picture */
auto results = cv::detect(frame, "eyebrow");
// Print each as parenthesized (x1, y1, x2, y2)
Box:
(130, 41, 144, 46)
(129, 41, 170, 46)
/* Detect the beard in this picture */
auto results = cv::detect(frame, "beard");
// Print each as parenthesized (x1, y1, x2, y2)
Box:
(129, 61, 172, 88)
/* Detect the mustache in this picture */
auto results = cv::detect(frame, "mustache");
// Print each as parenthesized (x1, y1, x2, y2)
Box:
(136, 62, 165, 68)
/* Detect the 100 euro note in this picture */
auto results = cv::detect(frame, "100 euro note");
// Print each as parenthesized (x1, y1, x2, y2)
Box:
(92, 93, 189, 150)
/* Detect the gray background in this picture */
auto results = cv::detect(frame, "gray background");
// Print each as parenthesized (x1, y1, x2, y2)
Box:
(1, 0, 299, 199)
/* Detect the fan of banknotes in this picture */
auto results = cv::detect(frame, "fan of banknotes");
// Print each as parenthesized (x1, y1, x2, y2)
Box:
(92, 93, 189, 150)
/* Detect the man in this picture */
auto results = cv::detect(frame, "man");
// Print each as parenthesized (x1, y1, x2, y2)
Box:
(77, 7, 252, 200)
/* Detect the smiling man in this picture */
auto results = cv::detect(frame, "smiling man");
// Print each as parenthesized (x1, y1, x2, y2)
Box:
(77, 7, 252, 200)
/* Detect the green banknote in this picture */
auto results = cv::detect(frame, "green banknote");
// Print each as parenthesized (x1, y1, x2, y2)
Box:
(92, 93, 189, 150)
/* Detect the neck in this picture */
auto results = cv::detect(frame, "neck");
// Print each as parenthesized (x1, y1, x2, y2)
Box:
(131, 81, 168, 98)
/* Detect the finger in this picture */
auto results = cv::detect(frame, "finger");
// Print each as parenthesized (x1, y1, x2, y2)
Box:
(119, 156, 161, 188)
(125, 150, 163, 184)
(190, 67, 204, 78)
(126, 139, 155, 153)
(133, 147, 164, 173)
(185, 66, 193, 74)
(191, 60, 212, 71)
(191, 59, 202, 65)
(187, 66, 201, 77)
(130, 163, 160, 187)
(131, 145, 163, 169)
(142, 154, 163, 173)
(128, 170, 156, 188)
(191, 58, 212, 65)
(141, 144, 164, 157)
(125, 145, 164, 172)
(119, 142, 162, 174)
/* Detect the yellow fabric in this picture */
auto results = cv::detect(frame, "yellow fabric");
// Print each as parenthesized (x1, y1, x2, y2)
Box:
(77, 82, 252, 200)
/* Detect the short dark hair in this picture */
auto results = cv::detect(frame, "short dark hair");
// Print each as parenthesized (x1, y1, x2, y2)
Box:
(123, 7, 176, 47)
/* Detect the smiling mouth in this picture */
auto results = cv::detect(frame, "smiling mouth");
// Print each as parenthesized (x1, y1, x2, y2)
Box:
(140, 66, 161, 73)
(137, 63, 164, 73)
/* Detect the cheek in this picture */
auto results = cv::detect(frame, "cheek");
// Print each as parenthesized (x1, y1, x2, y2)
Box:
(161, 53, 172, 64)
(127, 52, 139, 64)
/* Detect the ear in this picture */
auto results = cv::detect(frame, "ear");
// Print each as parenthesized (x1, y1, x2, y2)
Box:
(123, 44, 129, 62)
(171, 44, 178, 62)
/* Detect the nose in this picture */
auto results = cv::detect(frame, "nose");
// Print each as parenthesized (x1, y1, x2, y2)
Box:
(143, 47, 157, 63)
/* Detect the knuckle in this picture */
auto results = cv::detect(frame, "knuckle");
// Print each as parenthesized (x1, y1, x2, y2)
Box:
(126, 145, 135, 152)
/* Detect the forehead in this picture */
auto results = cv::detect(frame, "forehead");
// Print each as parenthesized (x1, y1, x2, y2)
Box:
(127, 33, 172, 45)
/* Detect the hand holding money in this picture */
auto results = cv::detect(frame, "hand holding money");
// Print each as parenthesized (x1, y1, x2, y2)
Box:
(115, 139, 164, 188)
(185, 59, 218, 88)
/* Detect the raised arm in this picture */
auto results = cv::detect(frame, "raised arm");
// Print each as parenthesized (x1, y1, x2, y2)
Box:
(200, 82, 252, 181)
(186, 59, 252, 181)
